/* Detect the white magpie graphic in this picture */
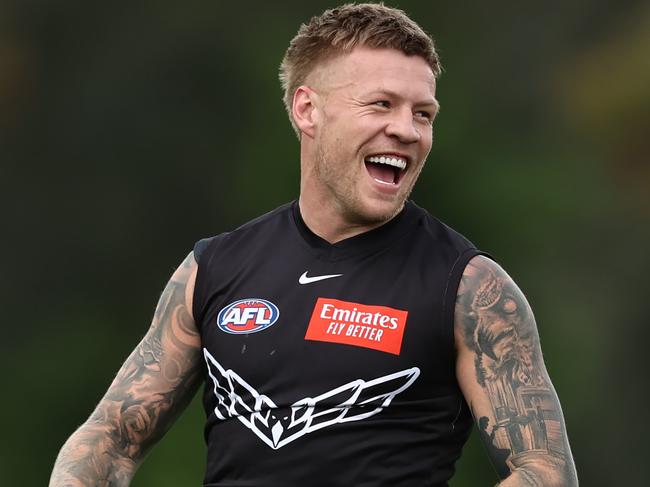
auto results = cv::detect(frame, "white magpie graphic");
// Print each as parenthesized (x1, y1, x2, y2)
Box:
(203, 348, 420, 449)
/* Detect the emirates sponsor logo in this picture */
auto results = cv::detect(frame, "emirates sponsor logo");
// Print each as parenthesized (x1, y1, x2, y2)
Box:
(305, 297, 408, 355)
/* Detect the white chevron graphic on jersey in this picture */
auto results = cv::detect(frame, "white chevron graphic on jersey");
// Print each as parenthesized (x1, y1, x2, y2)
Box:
(203, 348, 420, 449)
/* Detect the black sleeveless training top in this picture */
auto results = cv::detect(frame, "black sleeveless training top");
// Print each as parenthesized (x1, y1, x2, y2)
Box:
(192, 200, 485, 487)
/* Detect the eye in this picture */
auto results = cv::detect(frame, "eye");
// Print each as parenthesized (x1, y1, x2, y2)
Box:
(373, 100, 390, 108)
(414, 110, 433, 122)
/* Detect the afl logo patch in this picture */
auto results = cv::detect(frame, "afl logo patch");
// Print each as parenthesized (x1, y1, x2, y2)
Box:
(217, 298, 280, 334)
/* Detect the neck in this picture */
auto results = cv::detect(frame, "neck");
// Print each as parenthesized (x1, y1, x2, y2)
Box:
(297, 193, 396, 244)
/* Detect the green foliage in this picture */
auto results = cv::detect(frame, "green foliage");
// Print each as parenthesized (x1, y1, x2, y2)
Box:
(1, 1, 647, 485)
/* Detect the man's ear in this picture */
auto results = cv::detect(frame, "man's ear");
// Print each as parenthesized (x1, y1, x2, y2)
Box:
(292, 86, 319, 139)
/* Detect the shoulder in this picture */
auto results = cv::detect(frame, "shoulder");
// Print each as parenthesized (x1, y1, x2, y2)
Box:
(456, 255, 515, 300)
(407, 201, 479, 255)
(454, 255, 535, 347)
(456, 255, 519, 313)
(407, 202, 490, 291)
(406, 202, 492, 332)
(193, 201, 295, 264)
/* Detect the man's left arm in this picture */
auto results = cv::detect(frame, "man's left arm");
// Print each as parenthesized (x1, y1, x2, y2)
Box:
(454, 255, 578, 486)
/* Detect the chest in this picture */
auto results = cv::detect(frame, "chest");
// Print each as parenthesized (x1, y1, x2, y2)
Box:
(197, 239, 456, 406)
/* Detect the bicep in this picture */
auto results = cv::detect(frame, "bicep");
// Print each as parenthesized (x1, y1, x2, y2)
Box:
(91, 251, 203, 462)
(454, 255, 577, 486)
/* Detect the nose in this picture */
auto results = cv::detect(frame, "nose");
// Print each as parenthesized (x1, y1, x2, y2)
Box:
(385, 108, 421, 144)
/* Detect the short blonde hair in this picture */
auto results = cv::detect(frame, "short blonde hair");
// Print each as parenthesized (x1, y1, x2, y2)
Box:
(279, 3, 441, 136)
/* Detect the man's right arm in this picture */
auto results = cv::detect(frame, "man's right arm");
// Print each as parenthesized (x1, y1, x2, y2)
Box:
(49, 252, 203, 486)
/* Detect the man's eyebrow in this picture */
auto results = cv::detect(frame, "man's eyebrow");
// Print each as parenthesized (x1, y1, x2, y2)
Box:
(365, 89, 439, 111)
(426, 98, 441, 113)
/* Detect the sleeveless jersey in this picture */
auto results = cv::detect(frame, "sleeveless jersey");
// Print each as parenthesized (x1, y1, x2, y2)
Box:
(192, 200, 485, 487)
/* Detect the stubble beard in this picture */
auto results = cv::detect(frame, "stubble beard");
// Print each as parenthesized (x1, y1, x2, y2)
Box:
(315, 141, 418, 226)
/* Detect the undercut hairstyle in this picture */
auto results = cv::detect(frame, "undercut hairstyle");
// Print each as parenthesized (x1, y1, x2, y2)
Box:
(279, 2, 441, 137)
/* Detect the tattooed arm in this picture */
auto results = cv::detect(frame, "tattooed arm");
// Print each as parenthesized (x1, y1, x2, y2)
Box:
(49, 252, 203, 486)
(454, 255, 578, 486)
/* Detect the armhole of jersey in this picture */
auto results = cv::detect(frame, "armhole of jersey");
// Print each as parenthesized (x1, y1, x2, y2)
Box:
(193, 237, 213, 263)
(192, 236, 217, 331)
(441, 248, 492, 361)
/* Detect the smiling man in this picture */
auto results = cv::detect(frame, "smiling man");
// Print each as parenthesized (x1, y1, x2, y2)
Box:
(292, 45, 438, 239)
(50, 4, 578, 486)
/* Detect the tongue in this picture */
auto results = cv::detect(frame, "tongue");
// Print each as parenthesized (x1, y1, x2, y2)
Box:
(365, 161, 395, 184)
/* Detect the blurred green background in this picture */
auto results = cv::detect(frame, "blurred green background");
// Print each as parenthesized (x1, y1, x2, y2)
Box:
(1, 0, 648, 485)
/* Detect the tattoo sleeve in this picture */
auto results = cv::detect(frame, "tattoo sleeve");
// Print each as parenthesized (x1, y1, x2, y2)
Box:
(49, 252, 202, 487)
(454, 256, 578, 486)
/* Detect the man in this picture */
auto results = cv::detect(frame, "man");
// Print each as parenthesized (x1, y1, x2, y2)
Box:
(50, 4, 578, 486)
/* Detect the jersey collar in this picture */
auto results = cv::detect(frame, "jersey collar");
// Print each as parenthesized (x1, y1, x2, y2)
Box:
(291, 200, 419, 261)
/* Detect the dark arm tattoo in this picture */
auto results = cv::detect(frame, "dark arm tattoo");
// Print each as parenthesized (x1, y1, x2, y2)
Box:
(50, 252, 202, 487)
(455, 256, 578, 486)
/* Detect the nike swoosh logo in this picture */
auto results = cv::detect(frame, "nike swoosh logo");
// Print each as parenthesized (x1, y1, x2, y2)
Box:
(298, 271, 343, 285)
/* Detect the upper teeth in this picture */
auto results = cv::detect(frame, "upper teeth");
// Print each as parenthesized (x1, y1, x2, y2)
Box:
(366, 155, 407, 170)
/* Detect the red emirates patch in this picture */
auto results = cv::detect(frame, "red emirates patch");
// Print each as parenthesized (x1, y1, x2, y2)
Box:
(305, 297, 409, 355)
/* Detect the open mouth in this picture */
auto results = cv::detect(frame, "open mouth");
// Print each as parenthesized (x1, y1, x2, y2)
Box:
(364, 155, 408, 185)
